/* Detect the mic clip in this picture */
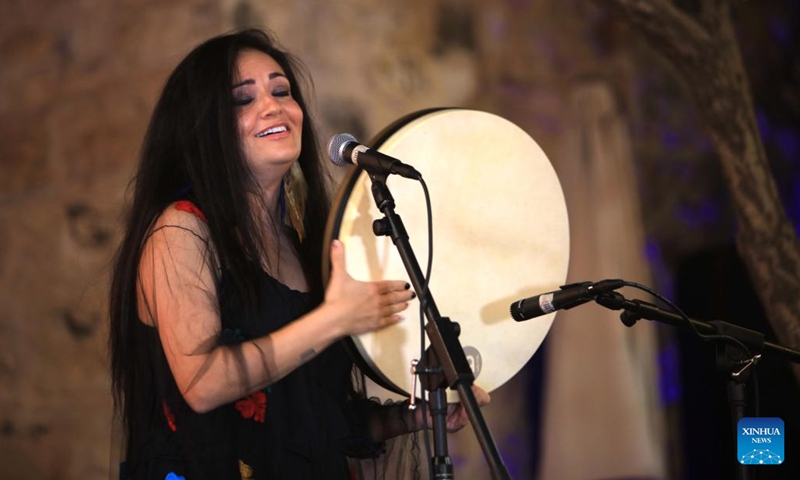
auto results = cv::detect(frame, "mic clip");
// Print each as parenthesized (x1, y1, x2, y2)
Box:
(557, 281, 594, 310)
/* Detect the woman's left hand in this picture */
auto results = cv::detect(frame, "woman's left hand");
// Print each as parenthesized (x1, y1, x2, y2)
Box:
(415, 384, 491, 433)
(368, 384, 491, 442)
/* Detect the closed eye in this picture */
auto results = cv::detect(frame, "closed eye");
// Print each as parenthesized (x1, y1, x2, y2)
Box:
(233, 97, 253, 107)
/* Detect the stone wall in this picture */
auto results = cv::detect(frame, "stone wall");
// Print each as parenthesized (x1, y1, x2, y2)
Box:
(0, 1, 224, 477)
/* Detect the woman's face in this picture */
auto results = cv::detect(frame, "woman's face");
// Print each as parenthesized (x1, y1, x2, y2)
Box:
(233, 49, 304, 186)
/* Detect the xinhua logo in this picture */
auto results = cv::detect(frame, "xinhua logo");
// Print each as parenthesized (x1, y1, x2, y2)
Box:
(738, 417, 784, 465)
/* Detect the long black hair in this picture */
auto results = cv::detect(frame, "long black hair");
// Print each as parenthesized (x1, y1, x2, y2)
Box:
(109, 29, 330, 465)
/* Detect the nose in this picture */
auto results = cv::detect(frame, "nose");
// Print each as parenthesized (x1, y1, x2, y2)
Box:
(258, 94, 281, 118)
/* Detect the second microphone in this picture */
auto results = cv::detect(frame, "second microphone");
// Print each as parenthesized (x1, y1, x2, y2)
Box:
(510, 279, 625, 321)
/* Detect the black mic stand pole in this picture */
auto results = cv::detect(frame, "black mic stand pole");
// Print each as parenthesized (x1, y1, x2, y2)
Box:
(365, 169, 512, 480)
(595, 292, 800, 480)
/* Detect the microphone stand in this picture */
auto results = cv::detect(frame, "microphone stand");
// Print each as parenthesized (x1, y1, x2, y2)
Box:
(365, 169, 512, 480)
(594, 292, 800, 480)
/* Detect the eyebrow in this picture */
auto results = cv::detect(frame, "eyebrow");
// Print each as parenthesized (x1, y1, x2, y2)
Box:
(232, 72, 287, 89)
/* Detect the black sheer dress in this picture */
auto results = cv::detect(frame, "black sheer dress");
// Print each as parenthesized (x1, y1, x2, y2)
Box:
(123, 202, 377, 480)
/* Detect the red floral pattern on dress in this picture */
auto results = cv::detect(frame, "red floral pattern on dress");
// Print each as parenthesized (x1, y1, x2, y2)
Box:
(162, 400, 177, 432)
(174, 200, 207, 223)
(235, 392, 267, 423)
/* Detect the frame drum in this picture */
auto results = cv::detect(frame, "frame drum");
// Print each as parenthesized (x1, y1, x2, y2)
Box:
(323, 109, 569, 401)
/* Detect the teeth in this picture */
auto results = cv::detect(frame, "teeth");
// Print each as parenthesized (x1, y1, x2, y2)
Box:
(256, 126, 287, 137)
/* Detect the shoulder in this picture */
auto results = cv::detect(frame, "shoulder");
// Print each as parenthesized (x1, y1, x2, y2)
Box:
(141, 202, 219, 273)
(152, 201, 209, 236)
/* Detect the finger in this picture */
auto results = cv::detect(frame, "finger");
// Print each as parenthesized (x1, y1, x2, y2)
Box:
(380, 302, 410, 317)
(329, 239, 347, 280)
(378, 314, 405, 330)
(382, 290, 416, 306)
(376, 280, 412, 294)
(471, 385, 491, 406)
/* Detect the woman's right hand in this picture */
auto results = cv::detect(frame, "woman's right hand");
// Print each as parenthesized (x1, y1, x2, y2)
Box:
(324, 239, 413, 336)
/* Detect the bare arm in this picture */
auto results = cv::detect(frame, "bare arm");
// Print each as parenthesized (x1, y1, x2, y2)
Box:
(137, 206, 413, 413)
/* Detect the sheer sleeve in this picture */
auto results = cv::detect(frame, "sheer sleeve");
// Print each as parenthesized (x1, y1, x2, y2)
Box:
(137, 207, 220, 331)
(135, 205, 252, 409)
(345, 372, 428, 480)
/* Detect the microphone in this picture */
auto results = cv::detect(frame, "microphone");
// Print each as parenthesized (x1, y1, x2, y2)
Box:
(510, 279, 625, 321)
(327, 133, 422, 180)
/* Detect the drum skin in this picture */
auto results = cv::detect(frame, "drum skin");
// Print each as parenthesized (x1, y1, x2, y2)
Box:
(323, 109, 570, 402)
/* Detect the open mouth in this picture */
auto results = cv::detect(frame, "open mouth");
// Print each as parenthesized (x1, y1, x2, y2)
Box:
(256, 125, 288, 138)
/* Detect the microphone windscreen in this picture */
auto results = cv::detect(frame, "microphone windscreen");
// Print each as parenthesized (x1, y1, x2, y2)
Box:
(327, 133, 357, 166)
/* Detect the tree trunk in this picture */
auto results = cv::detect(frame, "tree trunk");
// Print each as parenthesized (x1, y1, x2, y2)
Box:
(604, 0, 800, 382)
